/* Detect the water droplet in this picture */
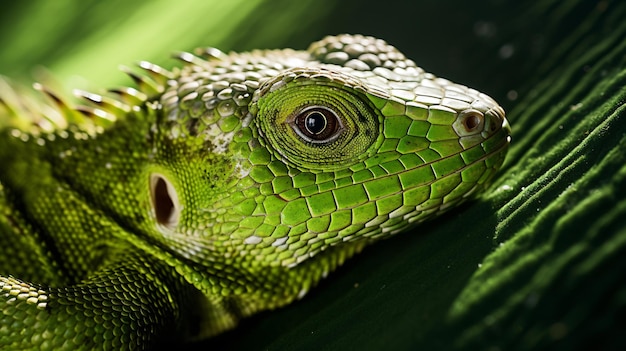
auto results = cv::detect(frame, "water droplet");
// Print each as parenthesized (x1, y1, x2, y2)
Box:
(473, 21, 497, 38)
(569, 103, 583, 111)
(507, 90, 518, 101)
(498, 44, 515, 59)
(500, 184, 513, 191)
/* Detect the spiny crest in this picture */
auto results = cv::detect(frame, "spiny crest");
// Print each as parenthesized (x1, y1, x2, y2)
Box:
(0, 45, 234, 138)
(13, 43, 247, 137)
(1, 77, 54, 133)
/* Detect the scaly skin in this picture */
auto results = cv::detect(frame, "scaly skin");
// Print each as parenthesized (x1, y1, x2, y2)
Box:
(0, 34, 510, 349)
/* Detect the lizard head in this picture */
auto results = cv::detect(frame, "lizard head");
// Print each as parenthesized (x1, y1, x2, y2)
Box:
(0, 34, 510, 330)
(147, 34, 511, 274)
(2, 34, 510, 313)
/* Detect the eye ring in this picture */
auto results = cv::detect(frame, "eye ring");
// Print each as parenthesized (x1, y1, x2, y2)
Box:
(290, 106, 343, 143)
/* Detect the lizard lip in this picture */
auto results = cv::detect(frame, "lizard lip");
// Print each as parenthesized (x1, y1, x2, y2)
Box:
(500, 114, 512, 137)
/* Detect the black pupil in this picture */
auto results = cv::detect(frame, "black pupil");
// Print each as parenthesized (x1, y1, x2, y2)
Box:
(305, 112, 327, 135)
(293, 107, 339, 141)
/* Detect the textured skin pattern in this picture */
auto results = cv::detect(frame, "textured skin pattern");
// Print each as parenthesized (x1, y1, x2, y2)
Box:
(0, 34, 510, 349)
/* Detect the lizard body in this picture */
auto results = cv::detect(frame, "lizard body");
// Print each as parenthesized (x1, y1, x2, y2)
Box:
(0, 34, 510, 349)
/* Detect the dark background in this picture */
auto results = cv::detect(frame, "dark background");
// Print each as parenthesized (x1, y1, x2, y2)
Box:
(0, 0, 560, 107)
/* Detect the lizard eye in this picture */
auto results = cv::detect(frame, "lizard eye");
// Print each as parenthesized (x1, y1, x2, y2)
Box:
(150, 173, 181, 230)
(253, 71, 380, 170)
(291, 107, 343, 143)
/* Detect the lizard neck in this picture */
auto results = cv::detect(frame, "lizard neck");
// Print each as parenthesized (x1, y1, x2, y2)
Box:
(0, 104, 159, 281)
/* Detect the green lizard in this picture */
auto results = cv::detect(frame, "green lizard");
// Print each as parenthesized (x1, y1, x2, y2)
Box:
(0, 34, 510, 349)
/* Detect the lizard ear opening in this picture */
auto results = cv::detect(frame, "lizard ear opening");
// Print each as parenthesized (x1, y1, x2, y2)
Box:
(150, 173, 181, 230)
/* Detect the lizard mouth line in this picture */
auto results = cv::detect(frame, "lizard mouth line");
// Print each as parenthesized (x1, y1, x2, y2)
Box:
(374, 131, 510, 201)
(273, 126, 511, 209)
(399, 127, 511, 190)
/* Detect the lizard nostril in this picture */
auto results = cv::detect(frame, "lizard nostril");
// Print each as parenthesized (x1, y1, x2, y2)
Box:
(150, 173, 180, 230)
(462, 110, 484, 132)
